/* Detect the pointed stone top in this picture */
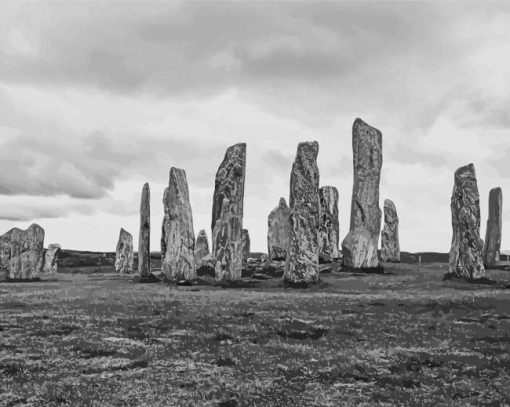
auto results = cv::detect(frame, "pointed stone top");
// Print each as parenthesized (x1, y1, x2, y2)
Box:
(278, 197, 288, 208)
(353, 117, 382, 134)
(229, 142, 247, 149)
(454, 163, 476, 180)
(143, 182, 150, 190)
(384, 199, 396, 209)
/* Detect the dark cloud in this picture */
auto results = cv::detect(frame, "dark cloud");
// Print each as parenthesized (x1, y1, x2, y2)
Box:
(0, 202, 94, 222)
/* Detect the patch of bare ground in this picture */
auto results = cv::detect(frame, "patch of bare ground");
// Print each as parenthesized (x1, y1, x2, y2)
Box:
(1, 263, 509, 406)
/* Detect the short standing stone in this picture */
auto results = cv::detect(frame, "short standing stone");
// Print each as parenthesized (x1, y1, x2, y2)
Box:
(115, 228, 133, 273)
(44, 243, 62, 274)
(483, 187, 502, 268)
(211, 143, 246, 281)
(268, 197, 291, 261)
(318, 186, 340, 263)
(195, 229, 210, 269)
(284, 141, 320, 283)
(380, 199, 400, 262)
(342, 118, 382, 269)
(162, 168, 196, 282)
(242, 229, 250, 262)
(0, 223, 45, 280)
(449, 163, 486, 279)
(138, 183, 151, 278)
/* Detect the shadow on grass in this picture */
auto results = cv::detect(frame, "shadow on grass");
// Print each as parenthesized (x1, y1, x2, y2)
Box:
(443, 273, 510, 289)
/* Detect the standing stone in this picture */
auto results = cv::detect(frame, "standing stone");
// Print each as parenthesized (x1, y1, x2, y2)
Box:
(318, 186, 340, 263)
(115, 228, 134, 273)
(162, 168, 196, 282)
(161, 186, 170, 262)
(138, 183, 151, 279)
(284, 141, 320, 284)
(483, 187, 502, 268)
(268, 197, 291, 261)
(449, 163, 486, 279)
(195, 229, 210, 269)
(211, 143, 246, 281)
(0, 223, 45, 280)
(342, 118, 382, 269)
(241, 229, 250, 262)
(44, 243, 61, 274)
(380, 199, 400, 262)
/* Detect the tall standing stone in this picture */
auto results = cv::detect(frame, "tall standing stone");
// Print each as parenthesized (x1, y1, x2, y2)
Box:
(115, 228, 134, 273)
(161, 186, 170, 262)
(449, 163, 486, 279)
(380, 199, 400, 262)
(211, 143, 246, 281)
(162, 168, 196, 282)
(44, 243, 62, 274)
(342, 118, 382, 269)
(268, 197, 291, 261)
(483, 187, 502, 268)
(284, 141, 320, 284)
(241, 229, 250, 262)
(138, 183, 151, 279)
(318, 186, 340, 263)
(0, 223, 45, 280)
(195, 229, 210, 269)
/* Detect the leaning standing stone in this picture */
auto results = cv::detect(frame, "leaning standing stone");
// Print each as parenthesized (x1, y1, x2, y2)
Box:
(211, 143, 246, 281)
(284, 141, 320, 284)
(342, 118, 382, 270)
(242, 229, 250, 262)
(194, 229, 210, 269)
(115, 228, 134, 273)
(380, 199, 400, 262)
(162, 168, 196, 282)
(138, 183, 151, 279)
(318, 186, 340, 263)
(268, 197, 291, 261)
(449, 163, 486, 279)
(483, 187, 502, 268)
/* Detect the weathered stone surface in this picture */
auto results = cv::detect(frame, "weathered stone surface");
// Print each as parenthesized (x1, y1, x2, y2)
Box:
(44, 243, 61, 274)
(194, 229, 210, 269)
(318, 186, 340, 263)
(0, 223, 45, 279)
(449, 164, 486, 280)
(161, 186, 170, 261)
(284, 141, 320, 283)
(138, 183, 151, 278)
(115, 228, 133, 273)
(211, 143, 246, 281)
(268, 197, 291, 261)
(242, 229, 250, 262)
(483, 187, 502, 267)
(380, 199, 400, 262)
(342, 118, 382, 269)
(162, 168, 196, 282)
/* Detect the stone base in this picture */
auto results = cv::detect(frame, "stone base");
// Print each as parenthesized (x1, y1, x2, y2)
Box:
(341, 265, 386, 274)
(443, 273, 509, 288)
(4, 277, 43, 283)
(133, 274, 161, 284)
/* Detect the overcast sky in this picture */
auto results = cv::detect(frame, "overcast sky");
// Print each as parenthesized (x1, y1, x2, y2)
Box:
(0, 1, 509, 254)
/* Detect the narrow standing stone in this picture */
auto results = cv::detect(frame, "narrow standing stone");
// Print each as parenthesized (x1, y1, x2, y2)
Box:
(115, 228, 134, 273)
(162, 168, 196, 282)
(211, 143, 246, 281)
(268, 197, 291, 261)
(44, 243, 61, 274)
(483, 187, 502, 268)
(318, 186, 340, 263)
(161, 186, 170, 262)
(449, 163, 486, 279)
(380, 199, 400, 262)
(138, 183, 151, 278)
(284, 141, 320, 284)
(242, 229, 250, 262)
(195, 229, 210, 269)
(342, 118, 382, 270)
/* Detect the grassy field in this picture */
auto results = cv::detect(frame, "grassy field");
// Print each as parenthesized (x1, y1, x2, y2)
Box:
(1, 262, 509, 406)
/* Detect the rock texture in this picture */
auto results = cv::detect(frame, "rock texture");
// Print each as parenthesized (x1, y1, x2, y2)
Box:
(211, 143, 246, 281)
(115, 228, 134, 273)
(44, 243, 61, 274)
(0, 223, 45, 279)
(284, 141, 320, 283)
(138, 183, 151, 278)
(162, 168, 196, 282)
(380, 199, 400, 262)
(449, 164, 486, 280)
(267, 197, 291, 261)
(161, 186, 170, 261)
(483, 187, 502, 268)
(242, 229, 250, 262)
(342, 118, 382, 269)
(194, 230, 210, 269)
(318, 186, 340, 263)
